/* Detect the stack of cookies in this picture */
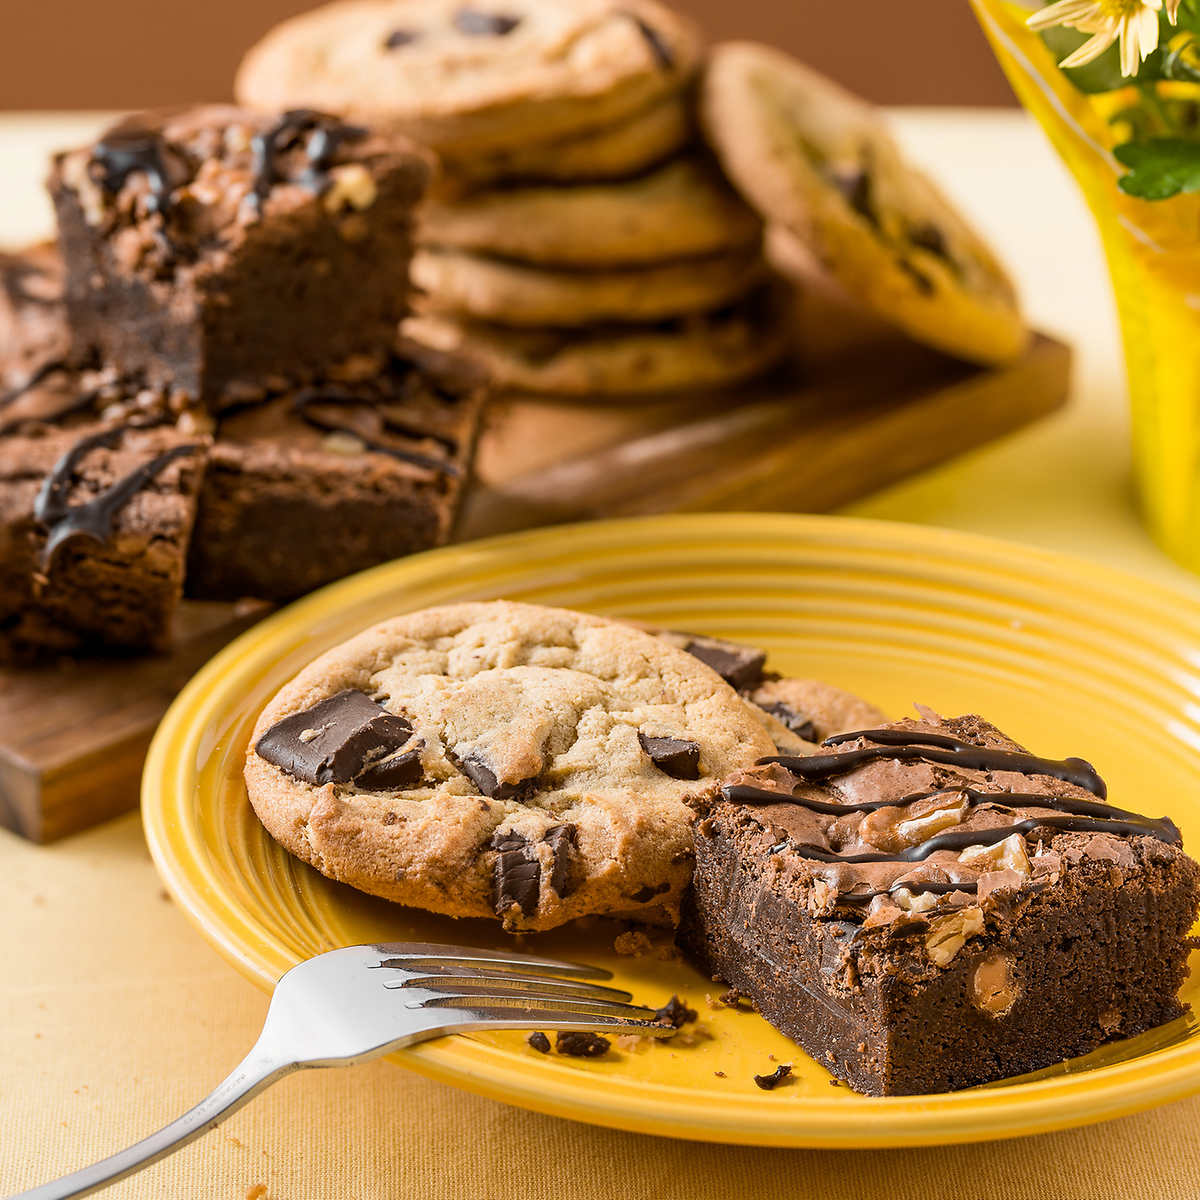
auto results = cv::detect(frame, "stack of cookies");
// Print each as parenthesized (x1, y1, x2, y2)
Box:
(0, 105, 486, 662)
(235, 0, 794, 397)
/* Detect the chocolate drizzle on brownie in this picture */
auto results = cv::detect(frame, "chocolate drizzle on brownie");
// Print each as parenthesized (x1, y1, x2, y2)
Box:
(782, 814, 1178, 866)
(724, 722, 1180, 903)
(248, 110, 368, 211)
(0, 358, 69, 413)
(92, 127, 177, 213)
(0, 255, 58, 307)
(34, 423, 202, 567)
(764, 727, 1107, 798)
(291, 386, 461, 475)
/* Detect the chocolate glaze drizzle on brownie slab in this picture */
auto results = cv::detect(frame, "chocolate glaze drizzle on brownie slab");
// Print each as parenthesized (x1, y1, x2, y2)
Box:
(680, 711, 1200, 1095)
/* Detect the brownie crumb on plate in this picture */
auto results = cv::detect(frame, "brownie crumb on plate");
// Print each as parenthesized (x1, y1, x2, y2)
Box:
(555, 1031, 611, 1058)
(653, 994, 698, 1028)
(753, 1064, 792, 1090)
(527, 1031, 551, 1054)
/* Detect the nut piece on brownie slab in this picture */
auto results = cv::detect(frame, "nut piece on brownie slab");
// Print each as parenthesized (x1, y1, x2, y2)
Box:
(681, 710, 1200, 1095)
(48, 106, 432, 410)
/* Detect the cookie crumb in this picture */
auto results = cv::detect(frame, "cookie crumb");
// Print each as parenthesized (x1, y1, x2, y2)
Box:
(245, 1186, 268, 1200)
(653, 995, 698, 1028)
(527, 1031, 551, 1054)
(714, 988, 755, 1010)
(227, 1134, 245, 1148)
(555, 1031, 610, 1058)
(828, 1078, 842, 1087)
(614, 1034, 650, 1053)
(613, 930, 655, 957)
(753, 1064, 792, 1091)
(714, 1070, 727, 1078)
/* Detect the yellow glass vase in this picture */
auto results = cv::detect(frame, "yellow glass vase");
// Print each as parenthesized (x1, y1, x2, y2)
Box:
(972, 0, 1200, 571)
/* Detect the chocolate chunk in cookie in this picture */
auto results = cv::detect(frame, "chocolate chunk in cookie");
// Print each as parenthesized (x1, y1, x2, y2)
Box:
(461, 752, 536, 799)
(544, 823, 577, 897)
(680, 634, 767, 690)
(453, 8, 522, 36)
(355, 746, 424, 791)
(638, 733, 700, 780)
(384, 28, 421, 48)
(757, 701, 817, 743)
(490, 831, 541, 916)
(254, 690, 414, 786)
(490, 823, 577, 916)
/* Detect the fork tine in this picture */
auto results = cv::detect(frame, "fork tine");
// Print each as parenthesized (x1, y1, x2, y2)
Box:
(384, 973, 633, 1002)
(429, 1005, 676, 1037)
(415, 993, 663, 1022)
(372, 942, 611, 980)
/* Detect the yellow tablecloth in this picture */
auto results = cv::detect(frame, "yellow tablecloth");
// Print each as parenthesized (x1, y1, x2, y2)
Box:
(2, 110, 1198, 1200)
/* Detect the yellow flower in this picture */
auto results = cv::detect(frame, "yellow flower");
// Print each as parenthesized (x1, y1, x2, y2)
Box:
(1027, 0, 1179, 77)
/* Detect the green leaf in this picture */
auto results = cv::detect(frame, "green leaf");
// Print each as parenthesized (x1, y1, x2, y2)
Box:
(1115, 137, 1200, 199)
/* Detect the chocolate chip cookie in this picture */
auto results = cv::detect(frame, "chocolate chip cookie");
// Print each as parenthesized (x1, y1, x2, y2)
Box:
(411, 245, 768, 327)
(401, 282, 793, 396)
(244, 601, 779, 930)
(419, 156, 762, 268)
(235, 0, 701, 163)
(700, 42, 1027, 366)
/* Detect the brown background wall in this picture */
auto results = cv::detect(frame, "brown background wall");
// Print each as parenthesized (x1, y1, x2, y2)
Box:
(0, 1, 1015, 111)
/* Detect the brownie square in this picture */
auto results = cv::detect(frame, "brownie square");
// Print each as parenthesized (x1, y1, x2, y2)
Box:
(0, 242, 69, 391)
(0, 364, 208, 661)
(48, 106, 431, 410)
(185, 344, 485, 601)
(680, 713, 1200, 1095)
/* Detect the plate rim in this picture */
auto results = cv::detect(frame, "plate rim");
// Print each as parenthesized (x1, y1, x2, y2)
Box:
(142, 512, 1200, 1147)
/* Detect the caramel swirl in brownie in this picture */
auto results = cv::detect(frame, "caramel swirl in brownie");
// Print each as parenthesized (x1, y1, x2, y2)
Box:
(717, 713, 1181, 917)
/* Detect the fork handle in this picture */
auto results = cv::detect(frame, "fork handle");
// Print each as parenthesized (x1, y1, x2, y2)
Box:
(13, 1048, 295, 1200)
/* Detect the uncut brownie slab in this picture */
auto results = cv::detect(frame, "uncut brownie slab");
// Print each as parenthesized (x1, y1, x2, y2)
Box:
(0, 363, 208, 661)
(680, 711, 1200, 1095)
(186, 345, 485, 601)
(49, 106, 431, 410)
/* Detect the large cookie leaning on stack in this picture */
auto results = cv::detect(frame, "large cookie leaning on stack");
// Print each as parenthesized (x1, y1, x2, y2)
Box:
(245, 601, 780, 931)
(700, 42, 1027, 366)
(235, 0, 701, 165)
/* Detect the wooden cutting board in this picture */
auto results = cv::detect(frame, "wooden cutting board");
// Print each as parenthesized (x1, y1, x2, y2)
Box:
(0, 284, 1070, 842)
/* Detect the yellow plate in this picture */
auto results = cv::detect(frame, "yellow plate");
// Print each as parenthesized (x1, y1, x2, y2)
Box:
(142, 513, 1200, 1147)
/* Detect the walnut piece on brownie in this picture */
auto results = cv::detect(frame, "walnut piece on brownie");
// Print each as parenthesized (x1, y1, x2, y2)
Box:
(680, 711, 1200, 1095)
(0, 365, 208, 662)
(185, 341, 485, 601)
(48, 106, 432, 410)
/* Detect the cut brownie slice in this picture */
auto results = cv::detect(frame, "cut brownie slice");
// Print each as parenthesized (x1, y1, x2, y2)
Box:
(49, 106, 431, 409)
(0, 242, 69, 392)
(0, 365, 208, 661)
(680, 711, 1200, 1095)
(186, 344, 485, 601)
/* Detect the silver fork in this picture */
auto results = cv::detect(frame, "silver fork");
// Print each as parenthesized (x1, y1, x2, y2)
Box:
(14, 941, 674, 1200)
